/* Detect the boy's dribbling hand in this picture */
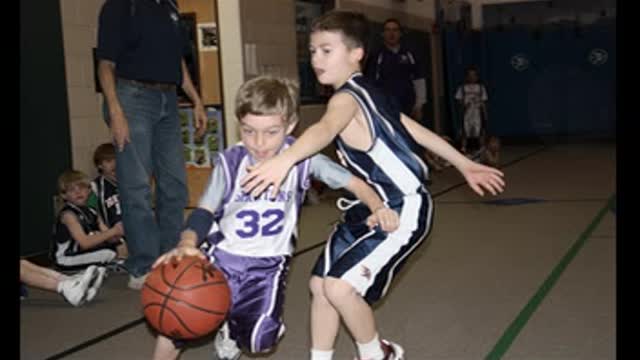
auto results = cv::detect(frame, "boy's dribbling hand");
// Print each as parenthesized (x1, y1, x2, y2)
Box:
(152, 244, 205, 269)
(366, 207, 400, 232)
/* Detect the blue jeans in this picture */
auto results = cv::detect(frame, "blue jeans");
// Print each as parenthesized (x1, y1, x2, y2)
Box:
(103, 81, 187, 277)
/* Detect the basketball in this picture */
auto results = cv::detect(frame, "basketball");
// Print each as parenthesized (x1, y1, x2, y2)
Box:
(141, 256, 231, 340)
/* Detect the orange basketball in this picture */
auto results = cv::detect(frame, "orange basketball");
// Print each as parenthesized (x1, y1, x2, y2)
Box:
(141, 256, 231, 340)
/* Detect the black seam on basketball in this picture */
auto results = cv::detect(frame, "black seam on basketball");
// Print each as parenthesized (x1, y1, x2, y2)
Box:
(144, 280, 227, 293)
(153, 303, 200, 338)
(158, 257, 201, 329)
(157, 258, 224, 289)
(143, 284, 228, 315)
(157, 280, 228, 291)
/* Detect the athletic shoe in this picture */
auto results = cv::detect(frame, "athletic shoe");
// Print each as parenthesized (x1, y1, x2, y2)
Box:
(354, 339, 405, 360)
(213, 322, 241, 360)
(381, 339, 404, 360)
(58, 265, 98, 306)
(86, 266, 107, 302)
(128, 273, 149, 290)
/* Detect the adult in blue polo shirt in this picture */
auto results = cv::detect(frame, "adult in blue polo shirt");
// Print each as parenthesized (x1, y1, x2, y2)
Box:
(96, 0, 208, 290)
(365, 18, 427, 122)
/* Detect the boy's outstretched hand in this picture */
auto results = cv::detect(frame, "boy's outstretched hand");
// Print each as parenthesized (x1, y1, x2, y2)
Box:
(242, 155, 295, 199)
(366, 207, 400, 232)
(459, 161, 505, 196)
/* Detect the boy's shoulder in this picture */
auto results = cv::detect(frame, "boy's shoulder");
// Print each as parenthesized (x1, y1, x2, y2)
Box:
(58, 203, 98, 221)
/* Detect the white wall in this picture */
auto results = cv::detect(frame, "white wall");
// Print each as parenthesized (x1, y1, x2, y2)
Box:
(59, 0, 111, 177)
(217, 0, 244, 146)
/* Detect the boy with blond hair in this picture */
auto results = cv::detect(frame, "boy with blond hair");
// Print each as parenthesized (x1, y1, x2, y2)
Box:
(52, 170, 127, 271)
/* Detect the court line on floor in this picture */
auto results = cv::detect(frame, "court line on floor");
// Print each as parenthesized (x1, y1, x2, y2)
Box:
(484, 194, 615, 360)
(43, 145, 548, 359)
(44, 318, 146, 360)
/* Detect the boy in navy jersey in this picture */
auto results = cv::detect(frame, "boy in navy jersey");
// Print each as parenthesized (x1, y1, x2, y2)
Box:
(151, 75, 400, 360)
(91, 143, 123, 230)
(241, 11, 506, 360)
(90, 143, 128, 269)
(52, 170, 128, 271)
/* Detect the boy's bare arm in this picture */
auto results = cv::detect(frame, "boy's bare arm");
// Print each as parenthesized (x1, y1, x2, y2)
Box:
(242, 92, 358, 198)
(62, 211, 124, 250)
(97, 217, 110, 232)
(154, 166, 224, 267)
(399, 113, 505, 196)
(400, 113, 470, 169)
(153, 228, 206, 268)
(97, 217, 123, 242)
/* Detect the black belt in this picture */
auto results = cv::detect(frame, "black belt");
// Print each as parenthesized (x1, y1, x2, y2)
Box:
(118, 78, 176, 91)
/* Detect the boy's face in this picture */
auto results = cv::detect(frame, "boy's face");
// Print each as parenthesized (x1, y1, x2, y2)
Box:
(240, 114, 295, 162)
(62, 182, 91, 206)
(98, 158, 117, 180)
(310, 30, 363, 88)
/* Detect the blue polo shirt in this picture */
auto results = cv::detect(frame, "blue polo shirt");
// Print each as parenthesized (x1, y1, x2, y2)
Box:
(365, 46, 425, 115)
(96, 0, 188, 85)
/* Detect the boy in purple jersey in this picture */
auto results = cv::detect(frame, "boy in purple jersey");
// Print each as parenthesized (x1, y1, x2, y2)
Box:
(151, 75, 400, 360)
(241, 11, 505, 360)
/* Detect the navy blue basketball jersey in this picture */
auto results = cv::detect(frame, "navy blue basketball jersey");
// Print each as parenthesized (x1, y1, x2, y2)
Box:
(336, 73, 429, 204)
(91, 175, 121, 227)
(52, 203, 101, 258)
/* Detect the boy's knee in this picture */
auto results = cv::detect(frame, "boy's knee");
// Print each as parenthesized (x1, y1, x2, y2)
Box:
(323, 277, 357, 304)
(309, 276, 326, 298)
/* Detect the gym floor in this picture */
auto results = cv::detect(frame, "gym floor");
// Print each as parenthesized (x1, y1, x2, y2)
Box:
(20, 139, 616, 359)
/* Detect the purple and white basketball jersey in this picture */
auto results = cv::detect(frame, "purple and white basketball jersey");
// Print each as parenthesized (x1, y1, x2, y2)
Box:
(205, 137, 311, 257)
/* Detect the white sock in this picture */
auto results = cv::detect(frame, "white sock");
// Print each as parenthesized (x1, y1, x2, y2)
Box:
(310, 348, 334, 360)
(357, 334, 384, 360)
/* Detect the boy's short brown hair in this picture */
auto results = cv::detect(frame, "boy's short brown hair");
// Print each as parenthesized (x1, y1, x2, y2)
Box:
(93, 143, 116, 168)
(235, 75, 299, 125)
(311, 10, 370, 52)
(58, 170, 90, 194)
